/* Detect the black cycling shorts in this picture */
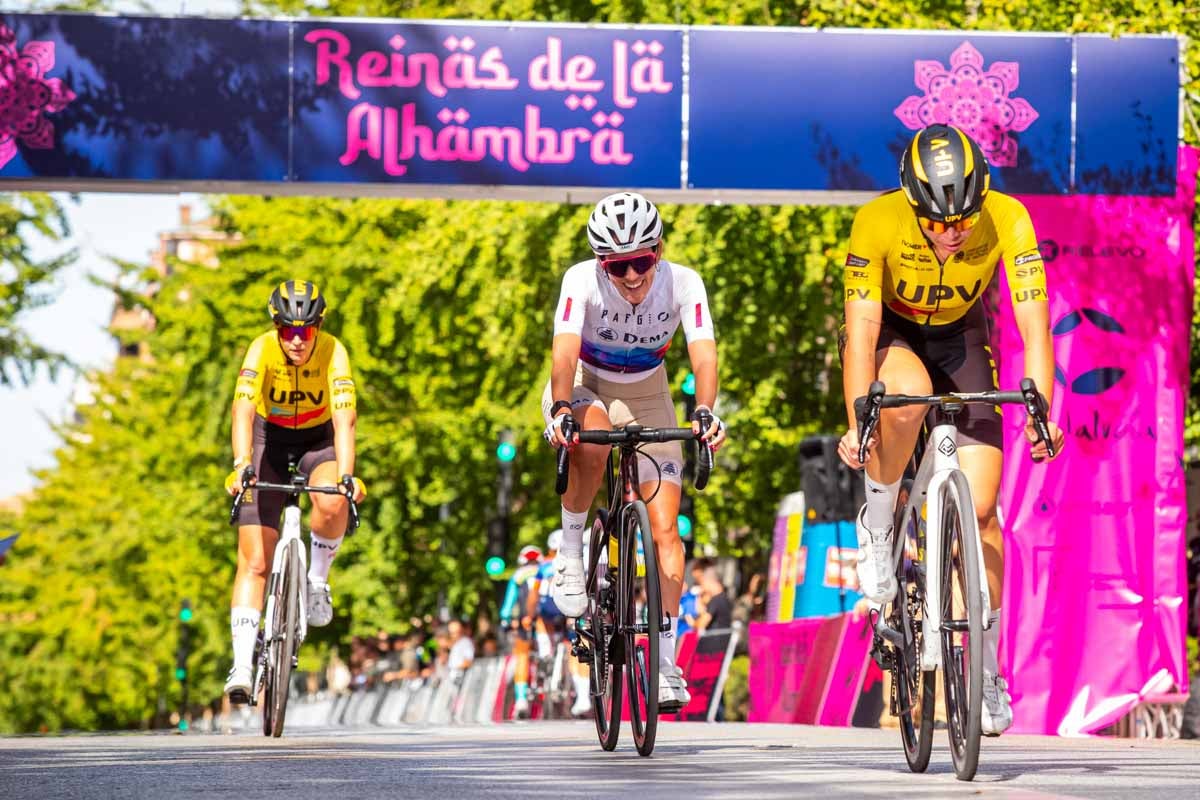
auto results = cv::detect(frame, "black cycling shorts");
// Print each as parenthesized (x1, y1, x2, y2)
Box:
(237, 417, 337, 527)
(841, 302, 1001, 450)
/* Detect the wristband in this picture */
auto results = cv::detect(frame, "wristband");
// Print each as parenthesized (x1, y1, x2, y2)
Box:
(551, 400, 573, 416)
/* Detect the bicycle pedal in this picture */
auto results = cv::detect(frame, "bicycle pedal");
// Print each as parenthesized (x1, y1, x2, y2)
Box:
(227, 688, 250, 706)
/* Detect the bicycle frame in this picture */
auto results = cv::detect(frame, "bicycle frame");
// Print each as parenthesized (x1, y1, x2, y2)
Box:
(897, 422, 992, 672)
(253, 499, 309, 703)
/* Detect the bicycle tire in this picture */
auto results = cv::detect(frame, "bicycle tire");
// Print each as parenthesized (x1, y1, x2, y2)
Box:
(940, 483, 983, 780)
(893, 481, 934, 773)
(588, 510, 622, 751)
(269, 539, 300, 738)
(625, 500, 660, 757)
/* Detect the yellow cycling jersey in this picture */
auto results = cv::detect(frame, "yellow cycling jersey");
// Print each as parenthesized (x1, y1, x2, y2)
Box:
(234, 330, 357, 429)
(843, 189, 1047, 325)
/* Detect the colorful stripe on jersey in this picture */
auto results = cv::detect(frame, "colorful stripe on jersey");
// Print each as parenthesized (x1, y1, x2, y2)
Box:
(268, 405, 328, 428)
(580, 339, 672, 373)
(694, 302, 703, 328)
(562, 297, 573, 321)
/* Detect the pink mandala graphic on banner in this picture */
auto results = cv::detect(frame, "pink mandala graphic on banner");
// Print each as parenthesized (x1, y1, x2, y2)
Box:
(894, 41, 1038, 168)
(0, 25, 77, 169)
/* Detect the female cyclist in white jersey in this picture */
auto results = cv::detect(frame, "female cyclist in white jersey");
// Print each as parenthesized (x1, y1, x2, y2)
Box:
(542, 191, 726, 710)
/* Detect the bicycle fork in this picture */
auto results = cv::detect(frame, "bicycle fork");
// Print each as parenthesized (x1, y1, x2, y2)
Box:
(920, 455, 992, 672)
(252, 506, 311, 703)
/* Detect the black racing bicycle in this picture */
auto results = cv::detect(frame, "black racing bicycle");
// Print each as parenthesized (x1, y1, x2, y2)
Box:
(555, 413, 713, 757)
(229, 466, 359, 737)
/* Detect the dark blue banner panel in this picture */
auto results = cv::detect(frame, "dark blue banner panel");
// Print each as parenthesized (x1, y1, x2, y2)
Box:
(0, 14, 1180, 196)
(0, 14, 289, 181)
(293, 21, 683, 187)
(1075, 36, 1180, 195)
(687, 30, 1074, 194)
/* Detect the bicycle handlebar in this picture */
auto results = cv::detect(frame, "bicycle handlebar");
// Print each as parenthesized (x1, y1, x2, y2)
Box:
(853, 377, 1056, 464)
(228, 476, 361, 530)
(554, 419, 713, 495)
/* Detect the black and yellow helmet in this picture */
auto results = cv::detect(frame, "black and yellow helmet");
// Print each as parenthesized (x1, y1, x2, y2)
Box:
(899, 124, 990, 223)
(267, 279, 327, 326)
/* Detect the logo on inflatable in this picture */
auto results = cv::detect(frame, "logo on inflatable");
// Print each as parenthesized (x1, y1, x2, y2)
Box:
(1051, 308, 1125, 395)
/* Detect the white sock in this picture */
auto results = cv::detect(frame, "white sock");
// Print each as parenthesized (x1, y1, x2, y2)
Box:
(984, 608, 1001, 675)
(308, 533, 343, 584)
(231, 606, 261, 670)
(659, 615, 678, 671)
(561, 508, 588, 557)
(864, 475, 901, 530)
(536, 630, 553, 660)
(572, 673, 591, 705)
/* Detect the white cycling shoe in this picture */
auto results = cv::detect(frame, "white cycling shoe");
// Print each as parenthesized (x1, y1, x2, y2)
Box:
(513, 697, 531, 720)
(658, 664, 691, 711)
(855, 505, 897, 604)
(307, 579, 333, 627)
(981, 671, 1014, 736)
(571, 692, 593, 717)
(224, 665, 253, 705)
(550, 553, 588, 618)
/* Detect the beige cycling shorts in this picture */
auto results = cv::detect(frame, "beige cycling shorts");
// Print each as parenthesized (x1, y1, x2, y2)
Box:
(541, 363, 684, 487)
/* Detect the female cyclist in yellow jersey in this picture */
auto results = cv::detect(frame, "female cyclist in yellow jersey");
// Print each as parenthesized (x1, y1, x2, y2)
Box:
(838, 125, 1064, 735)
(221, 280, 366, 703)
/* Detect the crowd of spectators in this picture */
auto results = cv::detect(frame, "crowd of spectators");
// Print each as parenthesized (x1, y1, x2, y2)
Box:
(303, 558, 767, 700)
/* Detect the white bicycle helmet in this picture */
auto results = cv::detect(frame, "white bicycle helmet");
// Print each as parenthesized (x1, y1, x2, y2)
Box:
(586, 192, 663, 255)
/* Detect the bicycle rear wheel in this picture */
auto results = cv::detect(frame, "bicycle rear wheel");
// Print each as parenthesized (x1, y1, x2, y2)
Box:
(587, 510, 622, 751)
(893, 482, 934, 773)
(268, 539, 301, 738)
(624, 500, 660, 757)
(940, 483, 983, 780)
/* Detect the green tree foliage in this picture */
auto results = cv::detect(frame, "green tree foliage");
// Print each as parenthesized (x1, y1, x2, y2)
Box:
(2, 2, 1199, 732)
(0, 193, 74, 385)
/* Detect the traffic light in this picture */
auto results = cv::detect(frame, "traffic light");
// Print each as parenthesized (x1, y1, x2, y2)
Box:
(678, 491, 696, 562)
(175, 599, 192, 682)
(487, 429, 516, 576)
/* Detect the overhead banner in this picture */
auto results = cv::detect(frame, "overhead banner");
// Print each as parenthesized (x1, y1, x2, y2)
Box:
(993, 146, 1197, 735)
(0, 13, 1181, 198)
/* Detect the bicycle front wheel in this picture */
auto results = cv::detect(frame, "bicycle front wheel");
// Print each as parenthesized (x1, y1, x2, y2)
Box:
(624, 500, 660, 757)
(268, 538, 301, 738)
(940, 483, 983, 780)
(893, 482, 934, 773)
(587, 510, 622, 751)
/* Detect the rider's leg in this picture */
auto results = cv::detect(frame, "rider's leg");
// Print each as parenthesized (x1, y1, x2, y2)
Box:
(548, 395, 610, 618)
(643, 480, 684, 664)
(854, 346, 931, 603)
(871, 345, 933, 485)
(957, 444, 1004, 613)
(307, 459, 347, 581)
(227, 524, 279, 694)
(534, 617, 554, 660)
(513, 633, 532, 716)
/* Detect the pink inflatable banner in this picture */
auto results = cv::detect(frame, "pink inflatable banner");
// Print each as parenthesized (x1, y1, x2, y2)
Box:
(747, 614, 875, 725)
(994, 146, 1197, 735)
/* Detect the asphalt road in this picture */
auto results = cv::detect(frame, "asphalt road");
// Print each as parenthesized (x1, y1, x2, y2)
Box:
(1, 722, 1197, 799)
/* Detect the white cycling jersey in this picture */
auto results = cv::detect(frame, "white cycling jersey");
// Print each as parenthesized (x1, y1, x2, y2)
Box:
(552, 259, 714, 383)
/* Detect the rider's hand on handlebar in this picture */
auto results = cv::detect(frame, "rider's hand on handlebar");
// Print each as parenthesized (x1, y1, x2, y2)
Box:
(691, 405, 727, 451)
(340, 474, 367, 503)
(1025, 418, 1064, 462)
(544, 410, 577, 449)
(224, 464, 256, 496)
(838, 427, 877, 469)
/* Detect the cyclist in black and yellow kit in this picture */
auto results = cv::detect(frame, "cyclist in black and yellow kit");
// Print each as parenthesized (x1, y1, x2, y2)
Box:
(837, 125, 1064, 735)
(221, 280, 366, 703)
